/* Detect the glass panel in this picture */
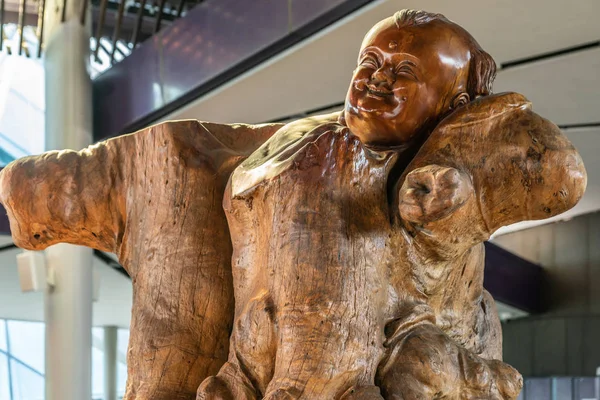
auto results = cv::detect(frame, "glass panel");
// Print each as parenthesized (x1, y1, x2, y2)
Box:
(574, 377, 599, 400)
(117, 329, 129, 356)
(10, 358, 44, 400)
(553, 377, 573, 400)
(0, 353, 10, 400)
(0, 320, 6, 352)
(0, 54, 45, 167)
(6, 320, 45, 374)
(525, 377, 552, 400)
(92, 327, 104, 341)
(118, 362, 127, 398)
(117, 329, 129, 394)
(92, 327, 105, 400)
(92, 345, 104, 400)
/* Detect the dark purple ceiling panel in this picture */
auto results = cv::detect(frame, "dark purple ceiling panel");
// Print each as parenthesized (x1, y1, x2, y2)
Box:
(93, 0, 375, 140)
(93, 35, 162, 138)
(290, 0, 353, 31)
(159, 0, 289, 107)
(0, 204, 10, 235)
(484, 241, 545, 314)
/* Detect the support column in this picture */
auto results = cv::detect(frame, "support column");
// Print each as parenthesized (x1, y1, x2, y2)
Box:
(42, 0, 93, 398)
(44, 244, 93, 400)
(103, 326, 118, 400)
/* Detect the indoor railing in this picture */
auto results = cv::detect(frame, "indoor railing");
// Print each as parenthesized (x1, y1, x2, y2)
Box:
(0, 0, 205, 75)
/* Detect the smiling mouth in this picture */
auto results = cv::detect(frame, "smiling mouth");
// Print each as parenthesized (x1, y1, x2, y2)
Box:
(366, 87, 393, 98)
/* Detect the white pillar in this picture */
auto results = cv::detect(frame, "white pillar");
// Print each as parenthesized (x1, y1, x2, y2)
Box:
(43, 0, 93, 398)
(103, 326, 118, 400)
(44, 245, 93, 400)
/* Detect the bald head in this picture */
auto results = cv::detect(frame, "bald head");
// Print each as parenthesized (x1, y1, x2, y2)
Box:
(344, 10, 497, 147)
(370, 10, 497, 100)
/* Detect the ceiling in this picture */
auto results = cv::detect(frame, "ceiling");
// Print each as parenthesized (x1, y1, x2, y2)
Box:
(165, 0, 600, 235)
(165, 0, 600, 124)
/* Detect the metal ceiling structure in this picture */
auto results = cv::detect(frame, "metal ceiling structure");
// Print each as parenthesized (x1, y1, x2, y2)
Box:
(0, 0, 205, 73)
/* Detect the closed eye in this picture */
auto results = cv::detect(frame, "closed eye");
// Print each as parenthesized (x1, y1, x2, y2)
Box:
(359, 56, 379, 69)
(395, 65, 418, 80)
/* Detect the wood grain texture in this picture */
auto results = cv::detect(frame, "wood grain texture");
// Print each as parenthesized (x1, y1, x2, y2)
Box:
(197, 93, 585, 399)
(0, 9, 588, 400)
(0, 96, 585, 400)
(0, 120, 283, 399)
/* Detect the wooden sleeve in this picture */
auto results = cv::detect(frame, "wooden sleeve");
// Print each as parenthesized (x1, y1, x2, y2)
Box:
(0, 137, 130, 252)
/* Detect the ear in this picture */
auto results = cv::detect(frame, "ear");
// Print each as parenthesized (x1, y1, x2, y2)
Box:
(338, 110, 347, 126)
(450, 92, 470, 110)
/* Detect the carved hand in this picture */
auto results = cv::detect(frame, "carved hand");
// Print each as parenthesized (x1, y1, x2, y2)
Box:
(398, 164, 472, 224)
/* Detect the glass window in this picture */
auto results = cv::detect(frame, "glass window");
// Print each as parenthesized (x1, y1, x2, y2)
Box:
(0, 320, 6, 352)
(0, 320, 129, 399)
(0, 53, 45, 167)
(573, 377, 599, 400)
(553, 377, 572, 399)
(117, 328, 129, 395)
(117, 362, 127, 398)
(91, 327, 105, 400)
(525, 377, 551, 400)
(9, 359, 44, 400)
(92, 345, 104, 400)
(0, 353, 10, 400)
(91, 327, 131, 399)
(117, 329, 129, 356)
(6, 320, 45, 374)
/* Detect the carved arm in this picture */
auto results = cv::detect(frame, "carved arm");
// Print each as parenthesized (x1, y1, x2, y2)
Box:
(397, 92, 586, 259)
(0, 138, 130, 253)
(0, 120, 283, 255)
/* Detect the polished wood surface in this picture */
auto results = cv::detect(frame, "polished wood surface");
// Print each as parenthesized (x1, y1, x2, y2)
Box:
(0, 9, 587, 400)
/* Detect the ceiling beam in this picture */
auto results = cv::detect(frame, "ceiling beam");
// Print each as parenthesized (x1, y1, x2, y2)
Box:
(483, 241, 545, 314)
(500, 40, 600, 70)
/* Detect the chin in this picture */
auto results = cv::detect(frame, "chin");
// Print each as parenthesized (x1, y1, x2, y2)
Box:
(344, 110, 382, 140)
(347, 121, 389, 146)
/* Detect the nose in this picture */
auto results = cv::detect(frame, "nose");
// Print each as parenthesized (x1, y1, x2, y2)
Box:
(371, 67, 395, 87)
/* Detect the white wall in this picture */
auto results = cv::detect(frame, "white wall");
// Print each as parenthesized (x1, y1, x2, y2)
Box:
(0, 235, 132, 327)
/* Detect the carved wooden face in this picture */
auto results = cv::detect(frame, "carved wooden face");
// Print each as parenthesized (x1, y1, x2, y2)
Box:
(344, 17, 472, 147)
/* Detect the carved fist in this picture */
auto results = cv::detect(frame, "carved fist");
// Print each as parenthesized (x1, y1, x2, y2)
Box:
(399, 165, 472, 224)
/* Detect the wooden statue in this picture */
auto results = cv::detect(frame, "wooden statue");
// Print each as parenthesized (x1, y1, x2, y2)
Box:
(0, 9, 586, 400)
